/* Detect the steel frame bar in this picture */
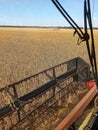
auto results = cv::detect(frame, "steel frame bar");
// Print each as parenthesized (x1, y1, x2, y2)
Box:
(0, 57, 89, 118)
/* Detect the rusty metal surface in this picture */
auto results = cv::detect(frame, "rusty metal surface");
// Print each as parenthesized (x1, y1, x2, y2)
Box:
(54, 86, 97, 130)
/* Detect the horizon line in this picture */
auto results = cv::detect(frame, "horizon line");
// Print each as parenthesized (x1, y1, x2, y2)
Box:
(0, 25, 98, 29)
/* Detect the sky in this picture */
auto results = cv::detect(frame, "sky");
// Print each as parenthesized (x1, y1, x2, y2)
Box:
(0, 0, 98, 27)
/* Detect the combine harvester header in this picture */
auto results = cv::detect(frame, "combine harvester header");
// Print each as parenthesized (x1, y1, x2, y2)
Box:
(0, 57, 97, 130)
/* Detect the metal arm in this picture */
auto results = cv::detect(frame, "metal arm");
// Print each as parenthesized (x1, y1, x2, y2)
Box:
(84, 0, 98, 87)
(51, 0, 98, 88)
(51, 0, 86, 43)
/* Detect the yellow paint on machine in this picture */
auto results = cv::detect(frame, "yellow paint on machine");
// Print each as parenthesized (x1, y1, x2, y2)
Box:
(78, 109, 94, 130)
